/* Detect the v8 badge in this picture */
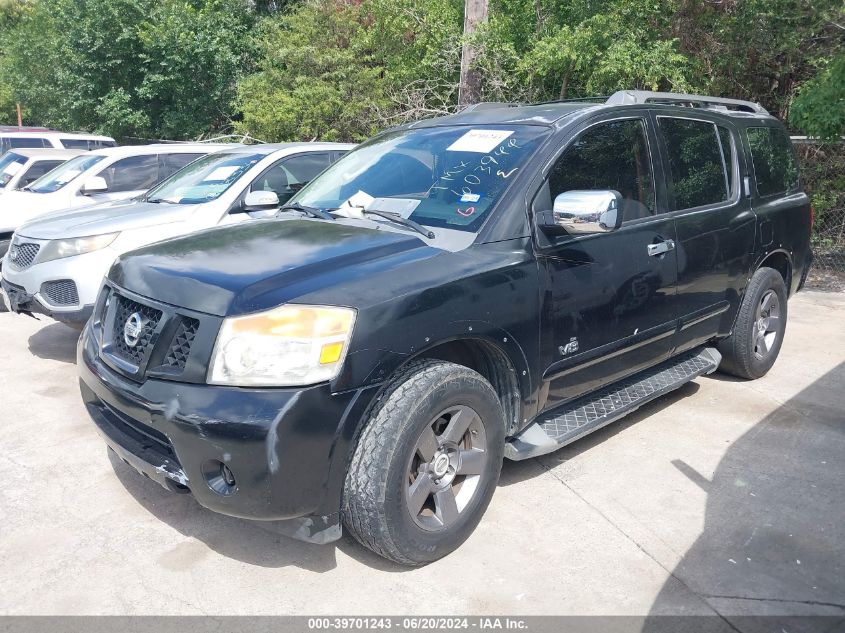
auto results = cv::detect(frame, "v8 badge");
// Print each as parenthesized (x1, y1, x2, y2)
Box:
(558, 337, 579, 356)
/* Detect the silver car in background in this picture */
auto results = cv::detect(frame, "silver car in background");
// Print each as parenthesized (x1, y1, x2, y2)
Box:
(1, 142, 353, 326)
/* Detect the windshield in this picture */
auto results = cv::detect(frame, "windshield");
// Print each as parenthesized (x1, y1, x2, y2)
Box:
(145, 151, 264, 204)
(294, 125, 549, 232)
(28, 154, 105, 193)
(0, 152, 26, 189)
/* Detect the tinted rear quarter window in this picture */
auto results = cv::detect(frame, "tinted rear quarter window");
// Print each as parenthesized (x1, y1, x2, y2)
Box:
(747, 126, 799, 197)
(7, 137, 50, 149)
(659, 118, 730, 210)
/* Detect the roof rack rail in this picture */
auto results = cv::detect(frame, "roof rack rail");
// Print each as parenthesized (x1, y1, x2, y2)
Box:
(460, 102, 520, 113)
(532, 96, 609, 106)
(606, 90, 768, 114)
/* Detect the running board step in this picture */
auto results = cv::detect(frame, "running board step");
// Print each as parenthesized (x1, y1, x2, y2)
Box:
(505, 347, 721, 461)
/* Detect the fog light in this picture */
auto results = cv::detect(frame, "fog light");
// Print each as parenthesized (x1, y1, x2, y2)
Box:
(202, 459, 237, 496)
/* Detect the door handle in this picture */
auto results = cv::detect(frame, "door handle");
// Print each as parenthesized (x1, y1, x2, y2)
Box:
(647, 240, 676, 257)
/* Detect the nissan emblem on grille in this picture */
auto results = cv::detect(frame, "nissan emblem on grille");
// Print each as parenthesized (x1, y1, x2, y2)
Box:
(123, 313, 145, 348)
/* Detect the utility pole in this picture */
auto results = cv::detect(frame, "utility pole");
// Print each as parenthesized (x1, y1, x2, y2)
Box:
(458, 0, 488, 107)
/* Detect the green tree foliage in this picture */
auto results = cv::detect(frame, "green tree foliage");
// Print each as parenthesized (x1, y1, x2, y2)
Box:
(0, 0, 841, 140)
(237, 0, 463, 142)
(790, 54, 845, 140)
(476, 0, 694, 102)
(672, 0, 844, 118)
(0, 0, 31, 124)
(2, 0, 255, 138)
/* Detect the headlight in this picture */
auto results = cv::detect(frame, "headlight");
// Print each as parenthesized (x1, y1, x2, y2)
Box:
(208, 304, 356, 387)
(37, 232, 119, 263)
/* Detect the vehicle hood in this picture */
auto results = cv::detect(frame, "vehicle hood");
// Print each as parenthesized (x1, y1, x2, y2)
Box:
(109, 219, 438, 316)
(0, 189, 64, 232)
(17, 199, 194, 240)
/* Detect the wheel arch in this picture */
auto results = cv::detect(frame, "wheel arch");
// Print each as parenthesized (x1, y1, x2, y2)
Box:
(755, 249, 793, 295)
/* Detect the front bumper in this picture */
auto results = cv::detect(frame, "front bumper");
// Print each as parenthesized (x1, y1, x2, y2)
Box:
(77, 324, 375, 544)
(1, 276, 93, 324)
(1, 244, 116, 324)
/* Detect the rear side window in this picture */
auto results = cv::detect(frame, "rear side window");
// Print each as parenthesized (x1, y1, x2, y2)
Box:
(98, 154, 160, 193)
(747, 127, 799, 197)
(659, 118, 731, 210)
(18, 160, 64, 186)
(548, 119, 656, 221)
(60, 139, 93, 150)
(59, 138, 116, 150)
(7, 137, 50, 149)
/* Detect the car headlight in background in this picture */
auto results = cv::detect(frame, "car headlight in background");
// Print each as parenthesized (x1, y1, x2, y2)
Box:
(208, 304, 356, 387)
(37, 232, 119, 264)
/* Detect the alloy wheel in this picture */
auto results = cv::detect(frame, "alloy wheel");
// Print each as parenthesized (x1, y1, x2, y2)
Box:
(405, 405, 488, 531)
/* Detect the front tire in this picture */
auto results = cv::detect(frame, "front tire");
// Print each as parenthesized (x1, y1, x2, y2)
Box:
(718, 267, 788, 379)
(342, 359, 505, 566)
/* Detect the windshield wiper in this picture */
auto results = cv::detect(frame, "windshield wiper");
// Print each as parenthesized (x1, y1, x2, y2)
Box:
(356, 209, 435, 239)
(278, 202, 335, 221)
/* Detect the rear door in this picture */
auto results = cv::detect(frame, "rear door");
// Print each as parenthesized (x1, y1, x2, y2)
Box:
(744, 124, 810, 295)
(654, 113, 755, 353)
(534, 114, 680, 410)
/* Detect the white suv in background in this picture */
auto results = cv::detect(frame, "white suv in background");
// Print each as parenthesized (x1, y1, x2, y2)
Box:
(0, 131, 116, 154)
(0, 148, 86, 258)
(0, 148, 86, 195)
(1, 142, 353, 325)
(0, 143, 232, 248)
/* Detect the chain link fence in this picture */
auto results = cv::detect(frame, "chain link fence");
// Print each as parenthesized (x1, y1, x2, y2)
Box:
(794, 138, 845, 292)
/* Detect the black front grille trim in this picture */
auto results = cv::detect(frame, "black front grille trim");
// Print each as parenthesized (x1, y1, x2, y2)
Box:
(109, 295, 162, 367)
(162, 317, 200, 370)
(41, 279, 79, 306)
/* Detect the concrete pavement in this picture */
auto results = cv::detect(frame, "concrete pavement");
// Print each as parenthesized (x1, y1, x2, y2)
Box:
(0, 291, 842, 619)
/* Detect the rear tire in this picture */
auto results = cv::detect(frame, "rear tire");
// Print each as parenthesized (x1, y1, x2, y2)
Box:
(342, 359, 505, 566)
(718, 267, 787, 379)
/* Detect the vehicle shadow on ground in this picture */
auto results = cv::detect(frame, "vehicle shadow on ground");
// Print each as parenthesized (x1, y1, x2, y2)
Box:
(107, 374, 713, 574)
(27, 321, 79, 364)
(642, 362, 845, 631)
(108, 449, 414, 573)
(499, 381, 702, 486)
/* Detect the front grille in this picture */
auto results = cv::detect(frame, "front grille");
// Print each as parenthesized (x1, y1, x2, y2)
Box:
(162, 317, 199, 370)
(110, 295, 162, 367)
(9, 242, 39, 269)
(41, 279, 79, 306)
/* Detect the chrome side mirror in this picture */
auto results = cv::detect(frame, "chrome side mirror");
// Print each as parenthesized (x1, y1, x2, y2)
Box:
(543, 190, 623, 235)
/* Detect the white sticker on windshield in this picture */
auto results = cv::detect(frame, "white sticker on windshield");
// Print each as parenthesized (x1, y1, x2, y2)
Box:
(203, 166, 239, 182)
(447, 129, 514, 153)
(340, 190, 375, 209)
(369, 197, 420, 218)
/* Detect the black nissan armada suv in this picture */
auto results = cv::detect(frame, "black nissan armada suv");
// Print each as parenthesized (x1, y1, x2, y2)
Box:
(78, 91, 812, 565)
